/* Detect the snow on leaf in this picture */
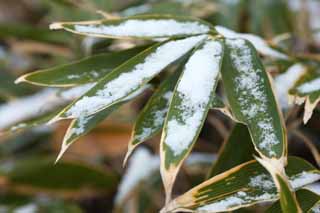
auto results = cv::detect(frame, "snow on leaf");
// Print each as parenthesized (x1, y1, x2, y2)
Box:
(52, 35, 207, 123)
(50, 15, 212, 39)
(221, 38, 286, 160)
(215, 26, 288, 59)
(160, 38, 224, 202)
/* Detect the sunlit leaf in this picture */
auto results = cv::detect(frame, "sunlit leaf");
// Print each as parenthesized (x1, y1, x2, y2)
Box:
(161, 157, 320, 213)
(50, 15, 214, 39)
(221, 38, 286, 163)
(160, 39, 224, 202)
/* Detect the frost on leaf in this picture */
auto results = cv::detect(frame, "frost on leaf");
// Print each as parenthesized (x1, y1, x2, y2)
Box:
(50, 16, 211, 39)
(221, 38, 285, 159)
(160, 39, 223, 202)
(55, 35, 206, 121)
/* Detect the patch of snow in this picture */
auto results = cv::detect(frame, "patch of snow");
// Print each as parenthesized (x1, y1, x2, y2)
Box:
(274, 63, 306, 108)
(59, 83, 96, 100)
(248, 174, 275, 190)
(184, 152, 216, 165)
(297, 78, 320, 94)
(74, 19, 210, 38)
(311, 202, 320, 212)
(14, 204, 37, 213)
(290, 171, 320, 189)
(215, 26, 288, 59)
(305, 183, 320, 195)
(65, 35, 207, 118)
(164, 40, 222, 156)
(226, 38, 280, 157)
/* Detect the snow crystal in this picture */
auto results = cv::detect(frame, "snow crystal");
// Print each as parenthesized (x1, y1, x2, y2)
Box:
(248, 174, 275, 190)
(74, 19, 210, 37)
(115, 147, 159, 205)
(164, 40, 222, 156)
(290, 171, 320, 189)
(275, 63, 306, 108)
(297, 78, 320, 94)
(215, 26, 288, 59)
(65, 35, 206, 118)
(226, 38, 280, 157)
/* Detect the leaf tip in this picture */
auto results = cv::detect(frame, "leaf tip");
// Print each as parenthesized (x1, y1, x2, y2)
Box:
(14, 75, 26, 84)
(50, 22, 64, 30)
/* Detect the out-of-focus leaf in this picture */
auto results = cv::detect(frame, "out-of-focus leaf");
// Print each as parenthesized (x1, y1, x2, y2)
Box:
(161, 157, 320, 213)
(16, 45, 148, 87)
(0, 157, 118, 197)
(221, 38, 286, 164)
(125, 71, 180, 164)
(160, 39, 224, 202)
(50, 15, 214, 39)
(289, 69, 320, 124)
(207, 124, 255, 178)
(51, 35, 206, 121)
(266, 189, 320, 212)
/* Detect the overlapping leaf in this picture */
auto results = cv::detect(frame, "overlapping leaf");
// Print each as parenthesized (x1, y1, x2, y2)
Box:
(15, 46, 148, 87)
(160, 39, 224, 202)
(289, 69, 320, 124)
(50, 15, 214, 39)
(161, 157, 320, 213)
(50, 35, 207, 122)
(221, 38, 286, 163)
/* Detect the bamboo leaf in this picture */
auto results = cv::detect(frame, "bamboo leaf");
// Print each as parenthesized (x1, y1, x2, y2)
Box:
(207, 124, 255, 178)
(221, 38, 287, 164)
(161, 157, 320, 213)
(124, 71, 181, 164)
(160, 39, 224, 202)
(50, 35, 207, 122)
(50, 15, 214, 39)
(266, 189, 320, 212)
(15, 46, 149, 87)
(289, 70, 320, 124)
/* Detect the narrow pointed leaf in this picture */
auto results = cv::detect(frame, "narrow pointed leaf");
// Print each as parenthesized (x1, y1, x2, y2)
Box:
(221, 38, 286, 162)
(266, 189, 320, 212)
(52, 35, 207, 121)
(160, 39, 224, 202)
(207, 124, 255, 178)
(16, 46, 148, 87)
(289, 70, 320, 124)
(162, 157, 320, 213)
(50, 15, 214, 39)
(125, 71, 180, 163)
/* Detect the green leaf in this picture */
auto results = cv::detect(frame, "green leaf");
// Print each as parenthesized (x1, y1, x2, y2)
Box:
(125, 71, 180, 164)
(160, 39, 224, 202)
(221, 38, 286, 162)
(161, 157, 320, 213)
(56, 85, 149, 162)
(0, 157, 118, 196)
(209, 95, 225, 109)
(16, 46, 148, 87)
(289, 70, 320, 124)
(207, 124, 255, 178)
(51, 35, 207, 122)
(50, 14, 214, 39)
(266, 189, 320, 212)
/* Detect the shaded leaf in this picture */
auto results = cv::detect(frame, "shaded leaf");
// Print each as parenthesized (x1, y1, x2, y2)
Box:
(51, 35, 207, 121)
(50, 14, 214, 39)
(221, 38, 286, 162)
(16, 45, 148, 87)
(160, 39, 224, 202)
(162, 157, 320, 213)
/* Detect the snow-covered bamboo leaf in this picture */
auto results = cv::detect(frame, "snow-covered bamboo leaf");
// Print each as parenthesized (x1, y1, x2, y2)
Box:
(160, 39, 224, 202)
(161, 157, 320, 213)
(221, 38, 286, 163)
(0, 157, 118, 197)
(215, 26, 288, 59)
(15, 46, 148, 87)
(50, 15, 214, 39)
(267, 189, 320, 213)
(125, 71, 181, 164)
(56, 85, 149, 162)
(289, 70, 320, 124)
(208, 124, 255, 178)
(51, 35, 207, 122)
